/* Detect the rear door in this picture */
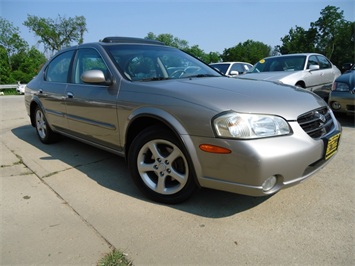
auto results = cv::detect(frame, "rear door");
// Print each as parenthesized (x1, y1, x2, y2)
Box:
(316, 55, 335, 88)
(65, 48, 120, 149)
(39, 50, 74, 131)
(315, 55, 336, 99)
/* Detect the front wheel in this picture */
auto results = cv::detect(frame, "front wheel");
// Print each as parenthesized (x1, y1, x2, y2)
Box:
(128, 127, 197, 204)
(34, 106, 58, 144)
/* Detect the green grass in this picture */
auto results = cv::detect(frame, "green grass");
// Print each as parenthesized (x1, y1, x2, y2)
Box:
(1, 89, 19, 95)
(97, 249, 133, 266)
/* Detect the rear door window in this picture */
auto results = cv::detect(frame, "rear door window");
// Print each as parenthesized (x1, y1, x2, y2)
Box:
(317, 55, 331, 69)
(45, 51, 74, 83)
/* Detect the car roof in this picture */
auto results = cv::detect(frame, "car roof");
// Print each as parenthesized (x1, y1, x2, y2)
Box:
(210, 62, 252, 65)
(100, 36, 165, 45)
(55, 37, 166, 53)
(262, 53, 323, 60)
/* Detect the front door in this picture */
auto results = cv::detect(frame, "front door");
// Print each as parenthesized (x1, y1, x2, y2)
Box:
(65, 48, 120, 149)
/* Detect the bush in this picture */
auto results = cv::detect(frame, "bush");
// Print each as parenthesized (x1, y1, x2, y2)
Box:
(97, 249, 133, 266)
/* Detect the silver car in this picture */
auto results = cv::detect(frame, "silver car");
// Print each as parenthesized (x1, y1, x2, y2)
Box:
(242, 53, 341, 100)
(210, 62, 253, 77)
(25, 37, 342, 203)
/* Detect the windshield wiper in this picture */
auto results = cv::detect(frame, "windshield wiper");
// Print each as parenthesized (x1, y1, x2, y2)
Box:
(186, 74, 219, 78)
(139, 77, 171, 82)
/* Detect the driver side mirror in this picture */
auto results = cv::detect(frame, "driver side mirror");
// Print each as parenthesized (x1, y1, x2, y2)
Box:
(308, 65, 320, 71)
(81, 70, 112, 85)
(230, 70, 239, 76)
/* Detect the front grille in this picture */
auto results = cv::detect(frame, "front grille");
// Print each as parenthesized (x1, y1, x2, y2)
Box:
(297, 107, 335, 139)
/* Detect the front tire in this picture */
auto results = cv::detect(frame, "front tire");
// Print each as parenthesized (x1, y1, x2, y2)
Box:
(128, 127, 197, 204)
(34, 106, 58, 144)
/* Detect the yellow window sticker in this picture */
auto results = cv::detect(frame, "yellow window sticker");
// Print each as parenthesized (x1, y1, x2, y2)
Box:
(259, 59, 265, 64)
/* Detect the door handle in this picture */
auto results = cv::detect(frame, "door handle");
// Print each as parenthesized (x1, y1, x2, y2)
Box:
(67, 92, 74, 99)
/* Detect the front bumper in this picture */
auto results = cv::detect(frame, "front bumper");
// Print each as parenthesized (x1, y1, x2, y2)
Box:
(329, 93, 355, 114)
(183, 120, 342, 197)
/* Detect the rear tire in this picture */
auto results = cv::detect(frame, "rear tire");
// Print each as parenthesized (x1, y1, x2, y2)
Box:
(128, 126, 197, 204)
(34, 106, 59, 144)
(295, 82, 305, 88)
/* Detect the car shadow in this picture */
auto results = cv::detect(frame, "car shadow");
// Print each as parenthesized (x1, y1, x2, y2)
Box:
(12, 125, 271, 218)
(334, 113, 355, 128)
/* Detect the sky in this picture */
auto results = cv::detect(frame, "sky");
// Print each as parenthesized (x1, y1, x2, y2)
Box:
(1, 0, 354, 54)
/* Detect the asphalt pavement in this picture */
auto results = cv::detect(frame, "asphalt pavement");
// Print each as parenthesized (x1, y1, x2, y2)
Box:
(1, 95, 354, 265)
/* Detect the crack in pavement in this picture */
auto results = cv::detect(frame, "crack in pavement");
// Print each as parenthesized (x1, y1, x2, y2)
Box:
(4, 147, 117, 253)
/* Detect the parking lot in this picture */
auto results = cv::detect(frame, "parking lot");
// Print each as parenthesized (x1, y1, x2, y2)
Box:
(1, 95, 354, 265)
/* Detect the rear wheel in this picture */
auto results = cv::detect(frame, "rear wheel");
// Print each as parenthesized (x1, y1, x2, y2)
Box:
(34, 106, 58, 144)
(128, 127, 197, 204)
(295, 82, 305, 88)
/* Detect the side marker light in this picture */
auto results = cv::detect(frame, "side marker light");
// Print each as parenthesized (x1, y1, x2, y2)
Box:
(199, 144, 231, 154)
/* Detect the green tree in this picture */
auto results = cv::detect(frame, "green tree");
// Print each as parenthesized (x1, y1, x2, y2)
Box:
(10, 46, 46, 83)
(332, 21, 355, 66)
(0, 17, 28, 70)
(222, 40, 271, 64)
(184, 44, 205, 59)
(0, 46, 12, 84)
(270, 45, 282, 56)
(205, 51, 221, 64)
(311, 5, 344, 59)
(280, 26, 317, 54)
(184, 46, 222, 64)
(24, 14, 87, 55)
(280, 5, 354, 67)
(0, 17, 49, 84)
(145, 32, 221, 63)
(145, 32, 189, 50)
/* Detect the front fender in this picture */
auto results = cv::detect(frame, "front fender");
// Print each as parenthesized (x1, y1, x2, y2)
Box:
(123, 106, 203, 181)
(127, 106, 190, 135)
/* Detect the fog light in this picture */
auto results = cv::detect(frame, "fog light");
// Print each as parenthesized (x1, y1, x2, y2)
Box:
(262, 176, 277, 191)
(331, 101, 341, 110)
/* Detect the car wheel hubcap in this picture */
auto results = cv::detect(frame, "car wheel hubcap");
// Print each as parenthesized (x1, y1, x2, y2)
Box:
(137, 139, 188, 195)
(36, 110, 47, 139)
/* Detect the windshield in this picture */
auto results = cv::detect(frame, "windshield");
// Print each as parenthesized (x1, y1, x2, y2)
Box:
(250, 55, 307, 73)
(105, 45, 221, 81)
(210, 63, 229, 75)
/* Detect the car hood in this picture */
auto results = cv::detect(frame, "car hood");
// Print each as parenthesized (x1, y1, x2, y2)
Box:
(336, 70, 355, 87)
(240, 71, 300, 82)
(125, 77, 326, 120)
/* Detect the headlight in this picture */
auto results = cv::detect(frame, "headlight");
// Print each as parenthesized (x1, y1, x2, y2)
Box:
(332, 82, 350, 92)
(213, 112, 291, 139)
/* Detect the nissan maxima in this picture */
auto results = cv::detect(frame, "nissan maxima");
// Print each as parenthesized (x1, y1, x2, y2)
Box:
(25, 37, 342, 203)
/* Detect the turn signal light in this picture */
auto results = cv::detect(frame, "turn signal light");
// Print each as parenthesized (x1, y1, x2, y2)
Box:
(199, 144, 231, 154)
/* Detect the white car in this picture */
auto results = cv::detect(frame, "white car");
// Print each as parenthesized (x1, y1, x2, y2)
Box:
(240, 53, 341, 100)
(16, 84, 26, 94)
(210, 62, 253, 77)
